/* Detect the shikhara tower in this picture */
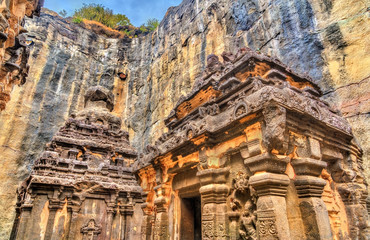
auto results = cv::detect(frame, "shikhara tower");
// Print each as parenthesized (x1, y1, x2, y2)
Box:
(11, 85, 143, 240)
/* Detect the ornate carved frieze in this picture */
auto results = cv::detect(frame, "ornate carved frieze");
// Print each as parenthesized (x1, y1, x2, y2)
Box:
(138, 48, 353, 171)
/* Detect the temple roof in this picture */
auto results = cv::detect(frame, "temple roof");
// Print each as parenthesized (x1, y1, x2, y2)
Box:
(137, 48, 353, 169)
(165, 48, 322, 129)
(25, 85, 141, 193)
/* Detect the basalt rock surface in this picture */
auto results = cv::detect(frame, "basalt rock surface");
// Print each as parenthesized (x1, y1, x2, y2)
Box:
(0, 0, 369, 238)
(0, 0, 43, 111)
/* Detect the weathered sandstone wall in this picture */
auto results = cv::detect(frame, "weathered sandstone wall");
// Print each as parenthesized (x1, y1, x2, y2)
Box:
(0, 0, 368, 238)
(0, 0, 43, 110)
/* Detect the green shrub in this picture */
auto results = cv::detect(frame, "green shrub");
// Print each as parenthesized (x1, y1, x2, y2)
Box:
(146, 18, 159, 31)
(72, 4, 131, 28)
(139, 24, 149, 33)
(72, 16, 83, 24)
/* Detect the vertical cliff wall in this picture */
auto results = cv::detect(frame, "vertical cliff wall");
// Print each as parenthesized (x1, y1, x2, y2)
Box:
(0, 9, 130, 237)
(0, 0, 43, 110)
(124, 0, 369, 178)
(0, 0, 369, 238)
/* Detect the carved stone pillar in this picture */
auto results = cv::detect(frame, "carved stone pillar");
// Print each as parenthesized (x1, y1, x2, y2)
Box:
(105, 203, 116, 240)
(337, 183, 369, 239)
(119, 208, 126, 239)
(244, 153, 291, 239)
(153, 189, 169, 240)
(141, 202, 154, 240)
(9, 206, 21, 240)
(44, 198, 62, 240)
(15, 203, 33, 239)
(120, 204, 134, 240)
(228, 212, 240, 240)
(67, 205, 81, 240)
(118, 199, 135, 240)
(291, 158, 333, 239)
(197, 167, 230, 240)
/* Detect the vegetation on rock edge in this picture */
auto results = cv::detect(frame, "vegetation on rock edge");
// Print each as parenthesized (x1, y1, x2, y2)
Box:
(58, 4, 160, 38)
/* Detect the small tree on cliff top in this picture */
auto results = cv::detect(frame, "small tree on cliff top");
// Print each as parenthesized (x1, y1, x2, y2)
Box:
(59, 9, 68, 18)
(72, 4, 131, 28)
(146, 18, 159, 31)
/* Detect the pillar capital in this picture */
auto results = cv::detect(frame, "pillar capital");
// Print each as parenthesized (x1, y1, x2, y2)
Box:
(20, 203, 33, 212)
(48, 198, 63, 210)
(291, 158, 327, 177)
(244, 152, 289, 174)
(249, 172, 290, 197)
(197, 167, 229, 186)
(119, 204, 134, 216)
(295, 176, 327, 198)
(107, 207, 116, 215)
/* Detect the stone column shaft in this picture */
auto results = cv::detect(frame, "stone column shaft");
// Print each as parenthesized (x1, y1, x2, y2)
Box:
(141, 213, 153, 240)
(249, 172, 290, 240)
(244, 153, 291, 240)
(228, 212, 240, 240)
(337, 183, 369, 240)
(197, 167, 230, 240)
(125, 214, 133, 239)
(15, 205, 32, 240)
(105, 209, 115, 240)
(120, 212, 126, 240)
(45, 200, 62, 240)
(119, 204, 134, 240)
(9, 207, 21, 240)
(292, 158, 333, 240)
(153, 196, 169, 240)
(140, 196, 154, 240)
(67, 208, 80, 240)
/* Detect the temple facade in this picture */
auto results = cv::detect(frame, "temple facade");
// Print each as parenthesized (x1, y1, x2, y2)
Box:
(11, 85, 144, 240)
(12, 48, 369, 240)
(136, 48, 369, 240)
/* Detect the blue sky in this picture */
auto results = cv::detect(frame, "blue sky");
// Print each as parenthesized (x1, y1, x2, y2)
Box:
(44, 0, 182, 26)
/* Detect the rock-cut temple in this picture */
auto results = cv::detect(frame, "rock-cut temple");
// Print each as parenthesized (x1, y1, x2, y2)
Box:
(11, 49, 369, 239)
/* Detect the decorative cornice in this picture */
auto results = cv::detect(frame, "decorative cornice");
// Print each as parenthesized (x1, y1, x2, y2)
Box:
(136, 49, 354, 171)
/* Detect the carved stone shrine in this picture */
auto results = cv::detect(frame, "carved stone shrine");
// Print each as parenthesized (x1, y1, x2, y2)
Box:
(11, 85, 143, 239)
(12, 48, 370, 239)
(136, 48, 369, 240)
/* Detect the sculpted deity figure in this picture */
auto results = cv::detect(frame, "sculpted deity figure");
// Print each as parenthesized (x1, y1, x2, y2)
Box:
(239, 200, 257, 240)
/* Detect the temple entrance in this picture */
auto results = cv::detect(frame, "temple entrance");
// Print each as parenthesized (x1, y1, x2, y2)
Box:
(180, 196, 201, 240)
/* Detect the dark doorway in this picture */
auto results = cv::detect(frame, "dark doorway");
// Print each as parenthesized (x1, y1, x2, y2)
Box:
(180, 196, 201, 240)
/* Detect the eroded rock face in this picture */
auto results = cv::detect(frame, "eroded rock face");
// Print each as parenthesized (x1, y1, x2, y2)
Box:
(0, 9, 130, 238)
(0, 0, 369, 238)
(0, 0, 43, 111)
